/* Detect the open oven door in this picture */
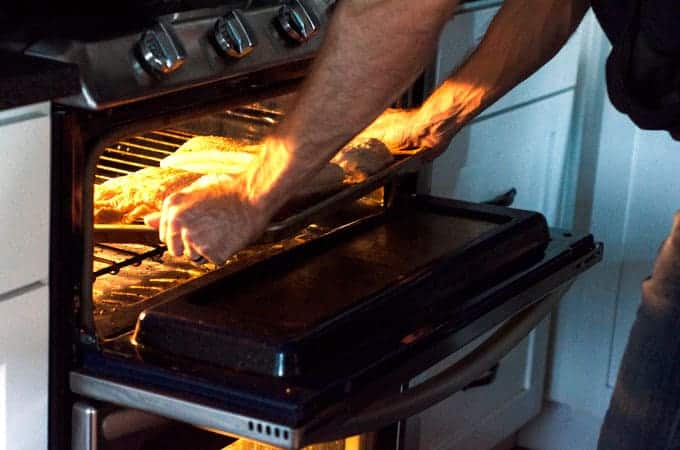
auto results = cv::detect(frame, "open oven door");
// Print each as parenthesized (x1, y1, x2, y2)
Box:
(68, 196, 602, 450)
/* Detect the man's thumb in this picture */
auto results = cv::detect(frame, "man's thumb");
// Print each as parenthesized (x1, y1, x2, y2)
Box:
(144, 212, 162, 228)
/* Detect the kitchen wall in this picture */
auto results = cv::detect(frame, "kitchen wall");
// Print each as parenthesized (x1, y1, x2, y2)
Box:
(518, 10, 680, 450)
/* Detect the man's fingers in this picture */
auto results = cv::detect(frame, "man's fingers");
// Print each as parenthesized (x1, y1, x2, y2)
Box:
(159, 194, 182, 244)
(166, 229, 185, 257)
(193, 240, 235, 266)
(144, 212, 162, 228)
(159, 201, 169, 244)
(181, 229, 201, 261)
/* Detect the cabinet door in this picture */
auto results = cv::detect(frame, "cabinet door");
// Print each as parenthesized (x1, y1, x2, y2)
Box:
(0, 104, 50, 295)
(0, 285, 49, 450)
(405, 318, 550, 450)
(430, 90, 575, 224)
(417, 87, 575, 450)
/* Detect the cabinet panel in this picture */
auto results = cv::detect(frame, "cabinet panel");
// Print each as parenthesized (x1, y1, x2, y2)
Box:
(0, 286, 49, 450)
(430, 91, 574, 225)
(0, 107, 50, 294)
(405, 318, 550, 450)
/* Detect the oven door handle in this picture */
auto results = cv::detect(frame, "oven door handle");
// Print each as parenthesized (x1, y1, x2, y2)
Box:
(308, 285, 568, 443)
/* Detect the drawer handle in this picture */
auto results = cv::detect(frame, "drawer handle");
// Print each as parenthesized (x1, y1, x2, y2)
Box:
(462, 362, 500, 391)
(307, 284, 568, 443)
(483, 188, 517, 207)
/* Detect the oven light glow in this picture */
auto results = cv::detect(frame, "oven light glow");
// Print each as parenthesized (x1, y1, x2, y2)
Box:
(130, 312, 146, 347)
(222, 437, 352, 450)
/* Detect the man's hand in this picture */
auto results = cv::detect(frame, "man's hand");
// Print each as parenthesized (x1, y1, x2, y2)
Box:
(644, 212, 680, 301)
(144, 174, 269, 264)
(355, 108, 420, 149)
(356, 107, 459, 160)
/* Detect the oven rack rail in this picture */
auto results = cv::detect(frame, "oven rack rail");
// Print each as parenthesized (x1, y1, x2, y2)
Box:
(93, 243, 167, 278)
(95, 104, 280, 184)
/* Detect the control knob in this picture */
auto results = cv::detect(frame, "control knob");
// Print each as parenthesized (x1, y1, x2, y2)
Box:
(214, 10, 256, 58)
(277, 0, 320, 44)
(137, 22, 187, 75)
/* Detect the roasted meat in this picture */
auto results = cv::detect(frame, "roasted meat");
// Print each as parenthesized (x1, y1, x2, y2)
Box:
(94, 167, 204, 224)
(93, 135, 392, 225)
(332, 138, 394, 182)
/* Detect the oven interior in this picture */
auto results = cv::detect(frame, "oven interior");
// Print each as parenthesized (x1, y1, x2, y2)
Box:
(87, 91, 403, 343)
(83, 88, 557, 381)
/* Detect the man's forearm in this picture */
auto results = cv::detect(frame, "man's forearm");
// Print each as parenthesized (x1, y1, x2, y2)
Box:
(415, 0, 591, 142)
(244, 0, 459, 213)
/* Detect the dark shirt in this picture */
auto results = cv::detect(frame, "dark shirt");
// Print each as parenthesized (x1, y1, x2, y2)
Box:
(591, 0, 680, 134)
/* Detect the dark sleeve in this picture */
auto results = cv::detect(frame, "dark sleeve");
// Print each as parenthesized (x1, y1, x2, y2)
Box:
(604, 0, 680, 133)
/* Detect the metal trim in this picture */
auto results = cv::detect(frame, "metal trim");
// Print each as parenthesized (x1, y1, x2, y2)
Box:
(72, 402, 99, 450)
(69, 372, 302, 449)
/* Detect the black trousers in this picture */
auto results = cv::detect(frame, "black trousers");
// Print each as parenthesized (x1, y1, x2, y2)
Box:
(598, 213, 680, 450)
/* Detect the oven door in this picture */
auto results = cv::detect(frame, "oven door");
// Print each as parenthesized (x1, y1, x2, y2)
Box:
(69, 195, 601, 450)
(50, 67, 601, 449)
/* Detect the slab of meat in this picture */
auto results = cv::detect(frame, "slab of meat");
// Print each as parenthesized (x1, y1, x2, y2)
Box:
(165, 134, 346, 196)
(93, 135, 390, 225)
(160, 150, 255, 174)
(332, 138, 394, 182)
(175, 135, 260, 154)
(94, 136, 254, 224)
(94, 167, 204, 224)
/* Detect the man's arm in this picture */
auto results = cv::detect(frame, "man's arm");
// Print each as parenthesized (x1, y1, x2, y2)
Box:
(244, 0, 461, 213)
(420, 0, 590, 144)
(153, 0, 459, 262)
(154, 0, 590, 263)
(361, 0, 591, 152)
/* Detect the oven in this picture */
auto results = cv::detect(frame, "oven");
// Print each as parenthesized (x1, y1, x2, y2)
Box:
(13, 1, 603, 449)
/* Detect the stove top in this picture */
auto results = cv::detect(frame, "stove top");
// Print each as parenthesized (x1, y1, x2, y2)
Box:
(15, 0, 330, 109)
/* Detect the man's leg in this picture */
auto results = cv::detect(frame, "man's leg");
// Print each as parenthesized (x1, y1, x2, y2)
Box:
(598, 213, 680, 450)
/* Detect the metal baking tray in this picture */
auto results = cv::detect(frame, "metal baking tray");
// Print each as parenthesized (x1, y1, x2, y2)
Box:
(94, 150, 427, 245)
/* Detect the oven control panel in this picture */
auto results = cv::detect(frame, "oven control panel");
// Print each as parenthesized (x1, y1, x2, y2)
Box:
(24, 0, 330, 109)
(277, 0, 320, 43)
(137, 22, 187, 75)
(213, 10, 256, 58)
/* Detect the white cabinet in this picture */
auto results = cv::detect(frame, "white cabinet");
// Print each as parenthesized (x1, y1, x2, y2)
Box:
(405, 318, 550, 450)
(416, 92, 574, 450)
(427, 3, 582, 226)
(0, 102, 50, 450)
(0, 103, 51, 295)
(0, 285, 49, 450)
(431, 90, 575, 225)
(410, 2, 584, 448)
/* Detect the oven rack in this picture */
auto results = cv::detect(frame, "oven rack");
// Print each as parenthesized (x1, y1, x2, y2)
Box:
(93, 243, 167, 278)
(95, 104, 280, 185)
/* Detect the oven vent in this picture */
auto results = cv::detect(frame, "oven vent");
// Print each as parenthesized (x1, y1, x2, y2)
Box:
(247, 420, 290, 441)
